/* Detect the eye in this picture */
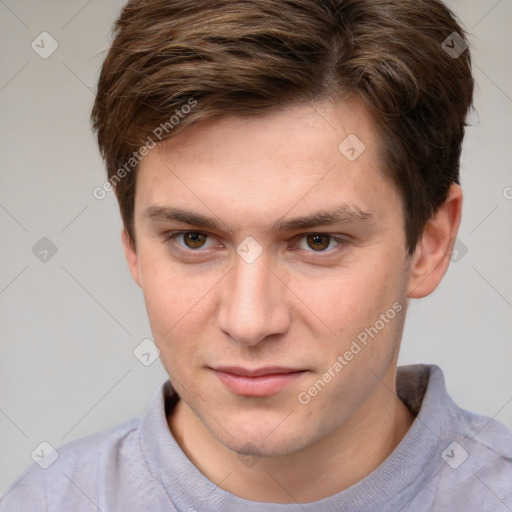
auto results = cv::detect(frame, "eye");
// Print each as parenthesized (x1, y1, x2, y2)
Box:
(167, 231, 216, 250)
(296, 233, 342, 252)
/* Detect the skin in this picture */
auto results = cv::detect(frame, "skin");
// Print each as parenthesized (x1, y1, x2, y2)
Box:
(122, 97, 462, 503)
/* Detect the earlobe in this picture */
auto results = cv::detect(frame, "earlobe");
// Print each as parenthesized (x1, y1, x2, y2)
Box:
(121, 229, 142, 287)
(407, 184, 463, 299)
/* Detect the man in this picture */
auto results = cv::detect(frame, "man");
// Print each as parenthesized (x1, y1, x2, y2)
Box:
(1, 0, 511, 510)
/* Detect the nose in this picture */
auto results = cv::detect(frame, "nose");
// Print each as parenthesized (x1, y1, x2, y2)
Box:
(217, 250, 291, 346)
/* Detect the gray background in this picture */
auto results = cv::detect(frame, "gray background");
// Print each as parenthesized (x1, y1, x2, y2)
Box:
(0, 0, 511, 493)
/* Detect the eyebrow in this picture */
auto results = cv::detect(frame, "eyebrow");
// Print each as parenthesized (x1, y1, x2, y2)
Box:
(143, 205, 373, 232)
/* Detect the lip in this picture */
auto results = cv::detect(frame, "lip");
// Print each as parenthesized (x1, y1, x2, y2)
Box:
(211, 366, 307, 397)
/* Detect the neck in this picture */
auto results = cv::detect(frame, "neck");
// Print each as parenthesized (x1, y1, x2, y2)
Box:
(168, 369, 415, 503)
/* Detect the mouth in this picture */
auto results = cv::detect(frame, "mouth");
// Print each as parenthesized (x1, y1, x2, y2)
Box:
(210, 366, 308, 397)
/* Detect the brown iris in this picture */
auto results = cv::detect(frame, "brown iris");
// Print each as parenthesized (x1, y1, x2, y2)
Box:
(306, 234, 331, 251)
(183, 232, 207, 249)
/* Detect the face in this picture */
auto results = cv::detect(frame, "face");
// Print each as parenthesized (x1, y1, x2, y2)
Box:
(124, 97, 415, 457)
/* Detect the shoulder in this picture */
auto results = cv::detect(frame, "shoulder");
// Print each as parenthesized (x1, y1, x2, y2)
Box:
(436, 404, 512, 510)
(398, 364, 512, 510)
(0, 416, 140, 512)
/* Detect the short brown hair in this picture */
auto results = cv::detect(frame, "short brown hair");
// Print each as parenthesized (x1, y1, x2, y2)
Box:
(91, 0, 473, 253)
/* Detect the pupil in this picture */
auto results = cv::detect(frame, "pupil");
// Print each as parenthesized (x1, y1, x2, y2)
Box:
(185, 233, 206, 248)
(307, 234, 329, 251)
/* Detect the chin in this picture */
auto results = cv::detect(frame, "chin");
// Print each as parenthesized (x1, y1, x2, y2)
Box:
(207, 413, 321, 458)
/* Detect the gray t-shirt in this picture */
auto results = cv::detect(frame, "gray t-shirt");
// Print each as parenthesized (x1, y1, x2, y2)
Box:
(1, 364, 511, 511)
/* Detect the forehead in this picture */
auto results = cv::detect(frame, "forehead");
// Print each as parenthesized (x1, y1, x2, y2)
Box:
(149, 97, 377, 168)
(134, 97, 397, 229)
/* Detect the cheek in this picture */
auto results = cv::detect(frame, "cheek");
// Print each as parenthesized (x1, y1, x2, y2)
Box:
(142, 279, 206, 383)
(293, 253, 404, 336)
(137, 250, 219, 354)
(139, 245, 213, 318)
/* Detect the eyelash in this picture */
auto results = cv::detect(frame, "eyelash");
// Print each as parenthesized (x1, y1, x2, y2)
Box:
(163, 231, 349, 257)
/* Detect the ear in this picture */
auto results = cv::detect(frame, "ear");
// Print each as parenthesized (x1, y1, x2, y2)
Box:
(121, 229, 142, 287)
(407, 184, 463, 298)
